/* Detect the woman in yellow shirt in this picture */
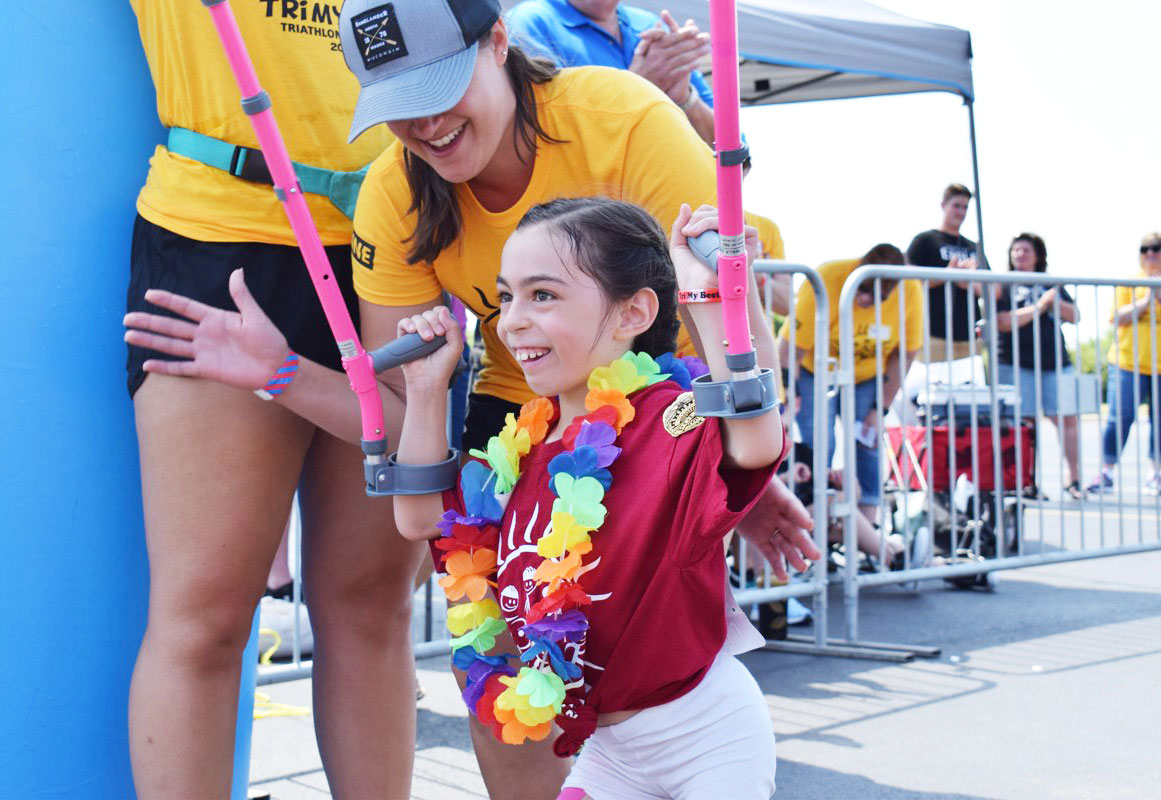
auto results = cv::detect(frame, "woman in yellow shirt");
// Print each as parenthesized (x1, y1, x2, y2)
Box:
(125, 0, 818, 793)
(1086, 232, 1161, 494)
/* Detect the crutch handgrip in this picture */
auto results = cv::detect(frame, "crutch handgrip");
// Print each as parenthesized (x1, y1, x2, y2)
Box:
(369, 332, 449, 373)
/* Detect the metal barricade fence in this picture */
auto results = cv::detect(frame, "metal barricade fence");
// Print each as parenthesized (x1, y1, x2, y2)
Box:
(835, 265, 1161, 650)
(740, 261, 927, 661)
(257, 260, 872, 684)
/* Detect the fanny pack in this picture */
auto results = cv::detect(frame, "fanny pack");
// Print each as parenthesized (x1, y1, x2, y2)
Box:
(166, 127, 367, 219)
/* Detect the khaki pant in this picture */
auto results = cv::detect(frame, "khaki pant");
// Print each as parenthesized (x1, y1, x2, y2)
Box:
(915, 336, 976, 363)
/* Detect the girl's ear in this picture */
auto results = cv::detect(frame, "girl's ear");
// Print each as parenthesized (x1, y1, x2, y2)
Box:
(614, 287, 659, 343)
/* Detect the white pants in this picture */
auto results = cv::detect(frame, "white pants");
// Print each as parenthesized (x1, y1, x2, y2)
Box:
(562, 652, 777, 799)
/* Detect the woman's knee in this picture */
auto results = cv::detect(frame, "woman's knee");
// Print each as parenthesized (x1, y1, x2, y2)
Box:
(307, 568, 417, 644)
(145, 589, 263, 670)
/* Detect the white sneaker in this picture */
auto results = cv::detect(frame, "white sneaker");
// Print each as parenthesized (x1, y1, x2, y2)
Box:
(910, 526, 934, 569)
(787, 596, 813, 626)
(259, 596, 313, 660)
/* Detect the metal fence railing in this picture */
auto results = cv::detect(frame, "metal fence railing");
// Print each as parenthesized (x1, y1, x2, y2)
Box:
(738, 262, 914, 661)
(832, 266, 1161, 648)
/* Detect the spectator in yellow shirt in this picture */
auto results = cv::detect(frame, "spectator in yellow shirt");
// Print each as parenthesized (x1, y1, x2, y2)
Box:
(1087, 232, 1161, 495)
(782, 244, 921, 521)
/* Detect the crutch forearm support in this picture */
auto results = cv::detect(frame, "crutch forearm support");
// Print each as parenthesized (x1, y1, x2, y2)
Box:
(365, 450, 461, 496)
(691, 363, 779, 419)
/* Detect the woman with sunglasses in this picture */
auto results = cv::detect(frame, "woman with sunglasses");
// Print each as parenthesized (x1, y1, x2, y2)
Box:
(1086, 233, 1161, 495)
(994, 233, 1083, 500)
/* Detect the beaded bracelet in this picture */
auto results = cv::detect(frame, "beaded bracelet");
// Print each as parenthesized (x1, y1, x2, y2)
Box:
(254, 351, 299, 401)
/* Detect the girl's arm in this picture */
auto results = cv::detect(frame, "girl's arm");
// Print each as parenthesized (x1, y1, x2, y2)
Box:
(393, 306, 464, 541)
(670, 204, 784, 470)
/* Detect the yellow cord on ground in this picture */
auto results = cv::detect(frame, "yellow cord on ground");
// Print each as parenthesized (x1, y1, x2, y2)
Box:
(254, 627, 311, 719)
(253, 691, 311, 720)
(258, 627, 282, 666)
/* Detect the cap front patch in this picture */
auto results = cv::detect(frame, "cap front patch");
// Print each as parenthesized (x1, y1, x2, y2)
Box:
(350, 4, 409, 70)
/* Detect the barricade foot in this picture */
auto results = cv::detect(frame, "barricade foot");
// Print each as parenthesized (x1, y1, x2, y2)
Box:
(760, 633, 941, 662)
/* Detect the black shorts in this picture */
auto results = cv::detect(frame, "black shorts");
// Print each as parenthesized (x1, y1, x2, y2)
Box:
(462, 391, 521, 451)
(126, 215, 358, 397)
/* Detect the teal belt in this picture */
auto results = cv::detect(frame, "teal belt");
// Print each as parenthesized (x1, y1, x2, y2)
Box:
(166, 127, 367, 219)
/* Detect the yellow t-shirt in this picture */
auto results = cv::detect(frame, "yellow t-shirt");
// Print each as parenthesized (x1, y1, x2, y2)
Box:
(782, 258, 923, 383)
(131, 0, 390, 245)
(1107, 274, 1161, 374)
(745, 212, 785, 261)
(352, 67, 718, 404)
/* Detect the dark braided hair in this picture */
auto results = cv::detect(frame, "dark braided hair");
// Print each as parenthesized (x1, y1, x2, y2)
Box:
(516, 197, 679, 358)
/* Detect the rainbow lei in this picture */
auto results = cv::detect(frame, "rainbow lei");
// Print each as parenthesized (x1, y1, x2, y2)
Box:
(435, 351, 702, 752)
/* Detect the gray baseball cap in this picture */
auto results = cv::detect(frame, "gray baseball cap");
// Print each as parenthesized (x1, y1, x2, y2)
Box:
(341, 0, 502, 141)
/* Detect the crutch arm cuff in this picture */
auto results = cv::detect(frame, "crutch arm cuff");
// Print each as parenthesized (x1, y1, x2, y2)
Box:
(365, 450, 460, 497)
(691, 368, 778, 419)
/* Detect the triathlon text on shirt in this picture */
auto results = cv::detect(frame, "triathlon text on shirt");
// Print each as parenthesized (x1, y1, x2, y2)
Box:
(258, 1, 343, 39)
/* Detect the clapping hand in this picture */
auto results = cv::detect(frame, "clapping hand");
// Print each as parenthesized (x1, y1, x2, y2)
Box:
(629, 10, 710, 104)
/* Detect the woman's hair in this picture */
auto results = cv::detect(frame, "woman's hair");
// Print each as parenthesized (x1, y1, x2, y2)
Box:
(1009, 232, 1048, 272)
(402, 41, 561, 265)
(858, 243, 905, 267)
(515, 197, 679, 358)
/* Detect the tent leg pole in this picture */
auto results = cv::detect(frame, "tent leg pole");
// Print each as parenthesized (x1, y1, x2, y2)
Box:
(967, 99, 985, 258)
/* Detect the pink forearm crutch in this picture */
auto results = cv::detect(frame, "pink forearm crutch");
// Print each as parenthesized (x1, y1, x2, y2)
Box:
(202, 0, 456, 494)
(688, 0, 778, 418)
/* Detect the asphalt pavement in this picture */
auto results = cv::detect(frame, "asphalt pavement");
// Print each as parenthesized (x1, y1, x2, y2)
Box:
(247, 545, 1161, 799)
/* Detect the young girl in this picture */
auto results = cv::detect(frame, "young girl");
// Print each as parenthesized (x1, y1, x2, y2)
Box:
(394, 197, 786, 799)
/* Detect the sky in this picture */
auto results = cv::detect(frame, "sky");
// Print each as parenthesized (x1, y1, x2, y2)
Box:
(741, 0, 1161, 300)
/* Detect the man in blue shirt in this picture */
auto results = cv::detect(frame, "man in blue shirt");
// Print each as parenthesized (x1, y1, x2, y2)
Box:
(507, 0, 715, 144)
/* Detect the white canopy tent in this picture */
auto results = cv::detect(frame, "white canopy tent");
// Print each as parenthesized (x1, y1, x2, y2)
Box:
(504, 0, 983, 247)
(645, 0, 973, 105)
(624, 0, 981, 248)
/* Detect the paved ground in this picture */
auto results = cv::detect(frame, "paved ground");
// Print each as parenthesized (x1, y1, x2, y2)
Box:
(247, 419, 1161, 799)
(248, 546, 1161, 800)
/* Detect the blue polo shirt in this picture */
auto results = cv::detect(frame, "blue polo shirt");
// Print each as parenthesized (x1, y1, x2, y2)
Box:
(506, 0, 714, 107)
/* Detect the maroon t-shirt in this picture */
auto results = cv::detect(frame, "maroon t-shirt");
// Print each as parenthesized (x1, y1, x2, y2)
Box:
(442, 381, 782, 715)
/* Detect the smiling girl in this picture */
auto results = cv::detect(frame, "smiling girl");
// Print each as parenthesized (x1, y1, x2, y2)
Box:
(393, 197, 786, 799)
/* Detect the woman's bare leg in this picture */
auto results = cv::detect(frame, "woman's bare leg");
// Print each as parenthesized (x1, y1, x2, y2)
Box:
(1054, 415, 1081, 486)
(129, 376, 312, 800)
(299, 429, 427, 798)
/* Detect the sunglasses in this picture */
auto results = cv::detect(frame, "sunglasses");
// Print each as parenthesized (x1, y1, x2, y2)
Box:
(1141, 244, 1161, 255)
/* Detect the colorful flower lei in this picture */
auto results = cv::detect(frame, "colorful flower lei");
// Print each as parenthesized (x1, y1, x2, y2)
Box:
(434, 351, 703, 755)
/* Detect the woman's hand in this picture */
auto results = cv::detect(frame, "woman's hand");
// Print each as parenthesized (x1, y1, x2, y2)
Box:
(395, 306, 463, 394)
(123, 268, 289, 390)
(1035, 287, 1057, 314)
